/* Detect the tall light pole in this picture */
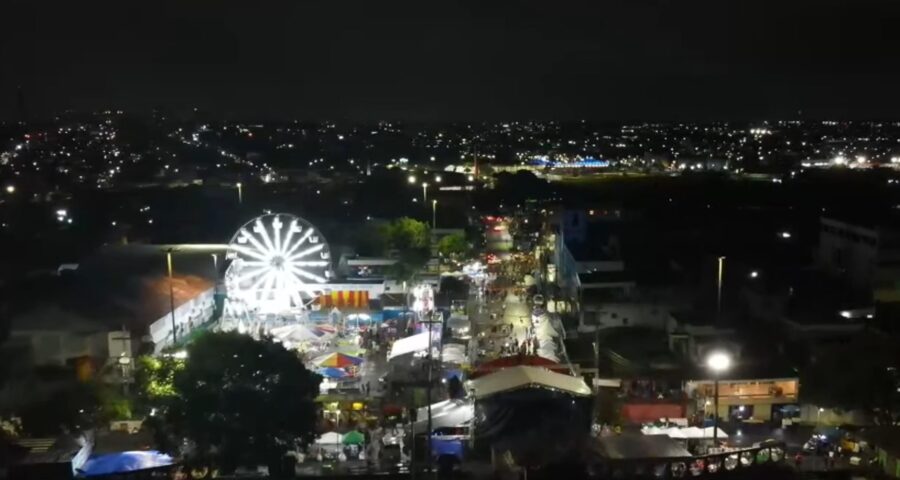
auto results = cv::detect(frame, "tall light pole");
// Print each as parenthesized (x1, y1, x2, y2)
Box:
(716, 256, 726, 320)
(432, 200, 437, 229)
(236, 182, 243, 204)
(166, 248, 178, 345)
(422, 182, 428, 204)
(211, 253, 218, 295)
(706, 350, 731, 446)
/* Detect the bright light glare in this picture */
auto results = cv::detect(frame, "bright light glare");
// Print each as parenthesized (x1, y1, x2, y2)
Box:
(435, 175, 442, 182)
(780, 231, 792, 239)
(749, 270, 759, 278)
(56, 209, 67, 217)
(408, 175, 416, 184)
(5, 185, 14, 194)
(706, 351, 731, 372)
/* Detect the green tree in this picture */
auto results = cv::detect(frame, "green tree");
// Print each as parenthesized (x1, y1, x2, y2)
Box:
(437, 232, 468, 260)
(386, 217, 430, 252)
(384, 217, 431, 281)
(156, 332, 320, 474)
(800, 334, 900, 424)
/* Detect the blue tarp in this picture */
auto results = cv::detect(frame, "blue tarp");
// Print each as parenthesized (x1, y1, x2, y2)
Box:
(80, 451, 173, 477)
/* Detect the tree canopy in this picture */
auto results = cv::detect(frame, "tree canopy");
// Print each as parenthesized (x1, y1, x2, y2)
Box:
(383, 217, 431, 282)
(153, 332, 321, 473)
(800, 333, 900, 424)
(437, 232, 468, 260)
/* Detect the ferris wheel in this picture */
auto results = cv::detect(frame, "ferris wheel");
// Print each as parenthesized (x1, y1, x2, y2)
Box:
(224, 213, 332, 315)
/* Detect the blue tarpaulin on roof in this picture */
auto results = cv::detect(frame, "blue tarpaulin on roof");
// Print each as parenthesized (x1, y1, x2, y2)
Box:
(80, 450, 173, 477)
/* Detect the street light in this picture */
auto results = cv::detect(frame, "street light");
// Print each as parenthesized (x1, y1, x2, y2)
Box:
(716, 256, 726, 319)
(432, 200, 437, 229)
(422, 182, 428, 203)
(166, 248, 178, 345)
(236, 182, 243, 204)
(706, 350, 731, 446)
(408, 174, 416, 184)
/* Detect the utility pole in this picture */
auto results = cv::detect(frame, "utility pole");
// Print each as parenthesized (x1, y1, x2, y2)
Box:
(426, 309, 434, 479)
(716, 256, 725, 323)
(167, 248, 177, 345)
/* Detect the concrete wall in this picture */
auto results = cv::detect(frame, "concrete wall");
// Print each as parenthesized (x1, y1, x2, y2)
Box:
(579, 303, 669, 332)
(149, 287, 215, 351)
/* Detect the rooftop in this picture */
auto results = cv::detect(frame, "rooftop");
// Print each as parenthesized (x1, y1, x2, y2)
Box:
(9, 245, 218, 333)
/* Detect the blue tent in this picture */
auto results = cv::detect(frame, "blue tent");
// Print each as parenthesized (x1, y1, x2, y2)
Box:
(318, 367, 349, 379)
(80, 450, 173, 477)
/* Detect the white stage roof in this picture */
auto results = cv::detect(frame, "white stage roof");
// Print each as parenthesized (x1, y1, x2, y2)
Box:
(469, 365, 591, 399)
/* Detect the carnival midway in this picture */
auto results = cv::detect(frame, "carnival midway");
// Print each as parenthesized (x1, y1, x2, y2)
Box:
(53, 212, 789, 479)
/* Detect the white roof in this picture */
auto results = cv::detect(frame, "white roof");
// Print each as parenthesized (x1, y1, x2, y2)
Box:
(469, 365, 591, 399)
(315, 431, 343, 444)
(388, 331, 438, 360)
(441, 344, 467, 364)
(413, 400, 474, 434)
(641, 426, 728, 439)
(270, 324, 320, 343)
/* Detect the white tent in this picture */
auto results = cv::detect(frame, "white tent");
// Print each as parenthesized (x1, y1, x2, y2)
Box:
(698, 426, 729, 439)
(315, 431, 344, 445)
(271, 324, 321, 343)
(413, 400, 474, 434)
(642, 426, 727, 440)
(388, 331, 440, 360)
(469, 365, 591, 399)
(441, 344, 467, 364)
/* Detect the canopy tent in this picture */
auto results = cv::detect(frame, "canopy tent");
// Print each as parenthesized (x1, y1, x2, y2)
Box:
(342, 430, 365, 445)
(412, 400, 474, 434)
(469, 365, 591, 399)
(315, 432, 343, 445)
(641, 425, 728, 439)
(79, 451, 174, 477)
(640, 426, 688, 439)
(318, 367, 349, 379)
(388, 331, 440, 360)
(470, 355, 568, 379)
(270, 324, 322, 343)
(446, 316, 469, 329)
(314, 352, 363, 368)
(441, 344, 467, 364)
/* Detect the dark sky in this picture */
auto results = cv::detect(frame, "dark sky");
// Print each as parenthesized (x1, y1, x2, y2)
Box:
(2, 0, 900, 121)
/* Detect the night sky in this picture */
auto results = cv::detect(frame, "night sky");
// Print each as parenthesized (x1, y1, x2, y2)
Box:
(3, 0, 900, 121)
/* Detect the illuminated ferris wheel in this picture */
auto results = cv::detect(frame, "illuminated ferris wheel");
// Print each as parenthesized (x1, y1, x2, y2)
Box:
(224, 213, 332, 315)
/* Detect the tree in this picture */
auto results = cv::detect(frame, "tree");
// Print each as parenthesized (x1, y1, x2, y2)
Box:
(155, 332, 321, 474)
(800, 334, 900, 424)
(384, 217, 431, 282)
(437, 232, 468, 260)
(19, 382, 131, 436)
(386, 217, 430, 253)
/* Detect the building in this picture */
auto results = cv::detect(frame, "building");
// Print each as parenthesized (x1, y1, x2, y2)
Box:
(684, 375, 799, 423)
(818, 214, 900, 300)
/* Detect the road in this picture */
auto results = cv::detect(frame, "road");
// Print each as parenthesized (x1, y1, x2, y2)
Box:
(468, 217, 557, 367)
